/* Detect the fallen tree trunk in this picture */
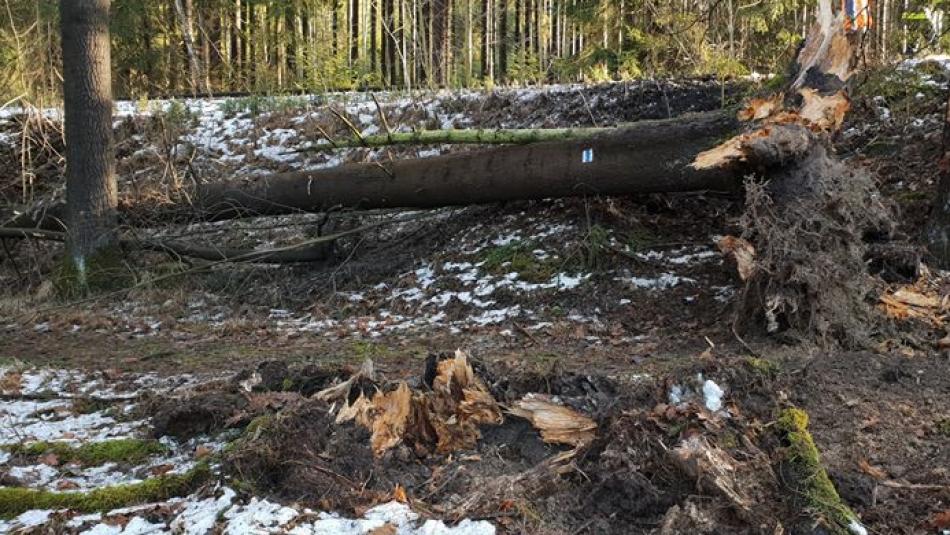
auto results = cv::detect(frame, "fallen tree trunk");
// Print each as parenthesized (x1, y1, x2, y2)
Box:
(192, 112, 744, 220)
(3, 112, 745, 230)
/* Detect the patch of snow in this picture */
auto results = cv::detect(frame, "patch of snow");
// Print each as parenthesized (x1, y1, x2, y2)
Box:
(848, 520, 869, 535)
(291, 502, 495, 535)
(702, 380, 725, 412)
(171, 488, 237, 535)
(627, 273, 694, 290)
(0, 509, 55, 532)
(222, 498, 301, 534)
(9, 464, 61, 487)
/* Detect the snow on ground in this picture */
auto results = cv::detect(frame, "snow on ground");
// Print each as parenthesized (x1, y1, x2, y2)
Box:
(0, 368, 497, 534)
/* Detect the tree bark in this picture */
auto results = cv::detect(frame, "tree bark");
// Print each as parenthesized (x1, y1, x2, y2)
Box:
(173, 0, 207, 96)
(4, 112, 748, 230)
(432, 0, 449, 86)
(351, 0, 360, 64)
(926, 90, 950, 266)
(59, 0, 118, 284)
(497, 0, 508, 81)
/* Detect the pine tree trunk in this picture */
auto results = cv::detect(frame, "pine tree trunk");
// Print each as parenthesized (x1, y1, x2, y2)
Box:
(926, 91, 950, 266)
(332, 0, 341, 57)
(497, 0, 508, 81)
(173, 0, 204, 95)
(59, 0, 118, 288)
(480, 0, 490, 79)
(432, 0, 449, 86)
(370, 0, 378, 72)
(351, 0, 360, 64)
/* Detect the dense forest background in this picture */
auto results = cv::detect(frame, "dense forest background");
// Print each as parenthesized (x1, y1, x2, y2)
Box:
(1, 1, 949, 102)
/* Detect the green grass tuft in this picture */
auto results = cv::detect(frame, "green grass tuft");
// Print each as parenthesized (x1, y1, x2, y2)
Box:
(7, 439, 166, 466)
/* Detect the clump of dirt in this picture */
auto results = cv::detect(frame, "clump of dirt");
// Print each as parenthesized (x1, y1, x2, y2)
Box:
(147, 387, 249, 439)
(736, 146, 896, 346)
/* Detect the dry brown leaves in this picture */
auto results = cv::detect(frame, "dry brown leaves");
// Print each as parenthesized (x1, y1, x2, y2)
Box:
(0, 370, 22, 396)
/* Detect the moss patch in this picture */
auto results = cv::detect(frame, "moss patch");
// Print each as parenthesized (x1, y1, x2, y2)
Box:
(936, 418, 950, 437)
(777, 408, 862, 535)
(54, 245, 133, 299)
(746, 357, 780, 377)
(481, 242, 558, 283)
(0, 463, 210, 519)
(7, 439, 166, 466)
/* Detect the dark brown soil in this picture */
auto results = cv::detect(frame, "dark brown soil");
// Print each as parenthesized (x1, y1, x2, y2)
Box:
(128, 348, 949, 535)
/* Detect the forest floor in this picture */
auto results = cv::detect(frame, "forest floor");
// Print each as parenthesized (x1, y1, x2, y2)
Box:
(0, 65, 949, 534)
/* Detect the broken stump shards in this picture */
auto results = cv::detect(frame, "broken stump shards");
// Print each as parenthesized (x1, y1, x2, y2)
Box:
(316, 350, 505, 457)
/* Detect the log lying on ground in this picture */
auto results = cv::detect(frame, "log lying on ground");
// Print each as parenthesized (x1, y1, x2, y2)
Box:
(4, 112, 745, 231)
(192, 112, 745, 221)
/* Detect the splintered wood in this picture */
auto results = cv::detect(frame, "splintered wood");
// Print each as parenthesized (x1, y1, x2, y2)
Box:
(509, 394, 598, 448)
(692, 7, 857, 173)
(879, 286, 948, 327)
(316, 350, 599, 456)
(671, 436, 754, 516)
(317, 350, 505, 457)
(717, 236, 756, 282)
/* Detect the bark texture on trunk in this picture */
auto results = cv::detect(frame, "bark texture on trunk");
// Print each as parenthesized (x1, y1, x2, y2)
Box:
(59, 0, 118, 280)
(926, 91, 950, 266)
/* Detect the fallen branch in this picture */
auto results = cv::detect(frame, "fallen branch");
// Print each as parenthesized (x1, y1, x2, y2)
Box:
(0, 227, 66, 241)
(0, 211, 435, 265)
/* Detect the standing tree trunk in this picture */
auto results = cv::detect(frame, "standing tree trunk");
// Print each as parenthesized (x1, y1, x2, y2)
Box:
(926, 91, 950, 266)
(332, 0, 341, 57)
(351, 0, 360, 65)
(480, 0, 491, 80)
(432, 0, 449, 86)
(370, 0, 378, 73)
(173, 0, 208, 96)
(59, 0, 119, 292)
(497, 0, 508, 82)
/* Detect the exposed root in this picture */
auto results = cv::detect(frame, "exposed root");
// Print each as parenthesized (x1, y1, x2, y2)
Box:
(734, 145, 894, 345)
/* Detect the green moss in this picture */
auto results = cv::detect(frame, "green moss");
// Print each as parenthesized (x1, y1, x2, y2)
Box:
(936, 418, 950, 437)
(281, 377, 295, 391)
(7, 439, 166, 466)
(481, 242, 558, 283)
(777, 408, 861, 535)
(54, 246, 133, 299)
(0, 464, 210, 519)
(746, 357, 780, 377)
(243, 415, 275, 438)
